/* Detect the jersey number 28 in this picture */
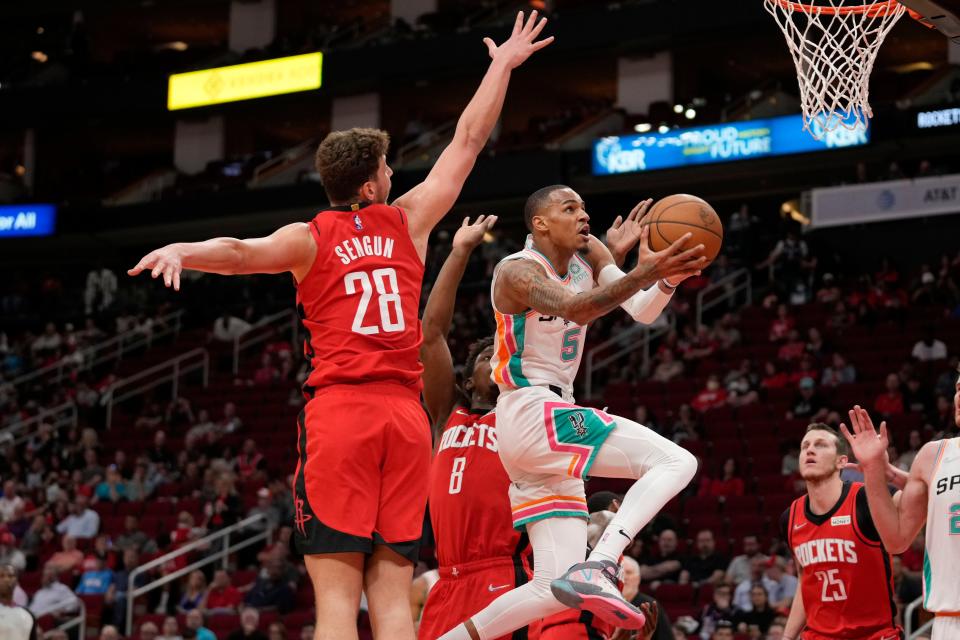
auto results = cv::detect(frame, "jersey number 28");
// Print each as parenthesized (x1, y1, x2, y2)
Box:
(344, 268, 405, 335)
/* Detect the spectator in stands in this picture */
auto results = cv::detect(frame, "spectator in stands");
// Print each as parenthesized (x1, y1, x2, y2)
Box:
(56, 494, 100, 539)
(94, 465, 127, 503)
(299, 625, 314, 640)
(100, 625, 121, 640)
(147, 431, 175, 470)
(762, 556, 797, 609)
(0, 531, 25, 571)
(186, 609, 216, 640)
(634, 405, 659, 436)
(727, 536, 768, 585)
(5, 504, 29, 541)
(47, 535, 84, 573)
(911, 327, 948, 362)
(734, 584, 776, 637)
(692, 375, 728, 413)
(733, 556, 780, 612)
(135, 402, 165, 431)
(757, 230, 813, 295)
(76, 556, 113, 595)
(827, 300, 855, 333)
(267, 622, 286, 640)
(896, 430, 924, 472)
(670, 404, 701, 444)
(246, 487, 280, 534)
(874, 373, 905, 417)
(226, 607, 268, 640)
(726, 367, 759, 408)
(244, 559, 294, 613)
(640, 529, 683, 588)
(698, 458, 745, 498)
(684, 325, 719, 362)
(32, 323, 63, 359)
(203, 569, 243, 615)
(256, 526, 293, 568)
(186, 410, 216, 449)
(203, 474, 242, 531)
(804, 327, 827, 360)
(139, 621, 160, 640)
(20, 515, 53, 561)
(903, 376, 932, 415)
(219, 403, 243, 434)
(651, 348, 684, 382)
(178, 570, 208, 613)
(252, 354, 280, 385)
(777, 329, 805, 363)
(0, 480, 24, 522)
(29, 564, 80, 618)
(786, 377, 828, 422)
(105, 548, 145, 627)
(768, 305, 795, 343)
(81, 448, 106, 485)
(820, 352, 856, 388)
(781, 443, 800, 476)
(212, 314, 252, 343)
(761, 361, 791, 391)
(115, 516, 157, 554)
(165, 398, 196, 431)
(698, 583, 739, 640)
(714, 313, 743, 350)
(85, 266, 118, 315)
(158, 616, 183, 640)
(815, 273, 841, 305)
(681, 529, 728, 587)
(931, 394, 957, 437)
(82, 534, 116, 572)
(236, 440, 266, 481)
(935, 356, 960, 398)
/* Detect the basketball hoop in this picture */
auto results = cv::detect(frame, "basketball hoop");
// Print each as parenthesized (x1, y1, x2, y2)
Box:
(764, 0, 907, 139)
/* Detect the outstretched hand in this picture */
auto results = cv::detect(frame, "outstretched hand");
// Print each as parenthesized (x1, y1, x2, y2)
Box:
(128, 245, 183, 291)
(606, 199, 652, 267)
(842, 460, 908, 490)
(484, 10, 554, 70)
(452, 214, 497, 252)
(839, 405, 890, 471)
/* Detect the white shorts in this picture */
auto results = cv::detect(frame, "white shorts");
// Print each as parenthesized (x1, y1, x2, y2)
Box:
(932, 615, 960, 639)
(495, 385, 618, 530)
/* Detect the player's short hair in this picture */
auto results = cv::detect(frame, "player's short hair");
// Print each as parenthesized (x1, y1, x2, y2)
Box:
(315, 128, 390, 203)
(463, 336, 494, 379)
(587, 490, 620, 514)
(805, 422, 850, 458)
(523, 184, 569, 232)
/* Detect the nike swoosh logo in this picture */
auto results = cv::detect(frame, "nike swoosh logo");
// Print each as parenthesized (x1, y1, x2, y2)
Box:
(488, 584, 510, 592)
(794, 523, 807, 529)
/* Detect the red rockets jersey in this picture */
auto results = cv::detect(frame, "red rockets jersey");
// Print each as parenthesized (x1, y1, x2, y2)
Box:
(784, 482, 899, 639)
(429, 407, 527, 567)
(295, 203, 424, 395)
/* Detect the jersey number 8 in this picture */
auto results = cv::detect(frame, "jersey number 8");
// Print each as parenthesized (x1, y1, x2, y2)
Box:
(344, 268, 405, 335)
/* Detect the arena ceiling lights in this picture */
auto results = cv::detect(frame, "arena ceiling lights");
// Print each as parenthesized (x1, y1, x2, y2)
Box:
(167, 52, 323, 111)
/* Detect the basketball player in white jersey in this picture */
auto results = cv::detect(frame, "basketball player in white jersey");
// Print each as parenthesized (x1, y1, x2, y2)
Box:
(841, 368, 960, 640)
(438, 186, 707, 640)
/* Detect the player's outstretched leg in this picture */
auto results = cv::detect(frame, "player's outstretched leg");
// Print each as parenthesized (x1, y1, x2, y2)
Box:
(437, 517, 585, 640)
(550, 415, 696, 625)
(305, 553, 364, 640)
(364, 545, 417, 640)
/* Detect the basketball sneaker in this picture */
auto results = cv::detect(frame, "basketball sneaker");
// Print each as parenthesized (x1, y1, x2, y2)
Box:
(550, 560, 646, 629)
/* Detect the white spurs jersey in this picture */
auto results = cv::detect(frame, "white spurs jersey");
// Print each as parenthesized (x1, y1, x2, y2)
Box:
(924, 436, 960, 613)
(490, 239, 594, 396)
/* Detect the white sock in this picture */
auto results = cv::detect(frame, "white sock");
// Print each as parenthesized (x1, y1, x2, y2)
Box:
(585, 415, 698, 564)
(437, 517, 586, 640)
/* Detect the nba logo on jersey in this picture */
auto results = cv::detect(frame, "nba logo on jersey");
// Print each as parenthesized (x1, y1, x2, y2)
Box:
(353, 214, 363, 231)
(568, 412, 587, 438)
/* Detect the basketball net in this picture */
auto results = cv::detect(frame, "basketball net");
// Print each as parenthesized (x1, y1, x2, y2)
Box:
(764, 0, 907, 139)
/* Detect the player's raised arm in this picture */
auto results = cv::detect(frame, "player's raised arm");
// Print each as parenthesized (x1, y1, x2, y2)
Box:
(127, 222, 316, 290)
(420, 216, 497, 426)
(497, 224, 705, 325)
(393, 11, 553, 245)
(840, 406, 931, 553)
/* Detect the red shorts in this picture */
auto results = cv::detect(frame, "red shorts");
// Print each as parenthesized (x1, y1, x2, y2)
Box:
(418, 556, 533, 640)
(801, 628, 902, 640)
(292, 382, 431, 562)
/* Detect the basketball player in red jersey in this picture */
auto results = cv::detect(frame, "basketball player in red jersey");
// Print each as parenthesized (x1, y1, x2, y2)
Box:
(416, 214, 539, 640)
(782, 424, 901, 640)
(128, 13, 554, 640)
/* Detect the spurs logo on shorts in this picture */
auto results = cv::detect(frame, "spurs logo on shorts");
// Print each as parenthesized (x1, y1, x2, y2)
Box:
(568, 412, 587, 438)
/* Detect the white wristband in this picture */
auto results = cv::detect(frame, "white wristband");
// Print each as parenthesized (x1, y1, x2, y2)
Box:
(660, 278, 679, 289)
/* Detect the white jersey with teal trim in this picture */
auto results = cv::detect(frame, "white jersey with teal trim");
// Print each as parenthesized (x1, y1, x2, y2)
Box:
(924, 436, 960, 614)
(490, 241, 594, 396)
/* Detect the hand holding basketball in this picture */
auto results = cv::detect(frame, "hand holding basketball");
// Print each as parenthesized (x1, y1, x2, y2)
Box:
(483, 10, 554, 69)
(635, 214, 707, 287)
(643, 194, 723, 265)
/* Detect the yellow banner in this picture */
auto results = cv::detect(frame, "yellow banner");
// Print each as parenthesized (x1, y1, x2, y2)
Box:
(167, 52, 323, 111)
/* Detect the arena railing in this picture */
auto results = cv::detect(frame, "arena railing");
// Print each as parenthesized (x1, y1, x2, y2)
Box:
(248, 137, 319, 187)
(904, 596, 934, 639)
(394, 119, 457, 167)
(695, 268, 752, 329)
(232, 309, 299, 375)
(124, 513, 272, 637)
(42, 600, 85, 639)
(583, 312, 677, 400)
(0, 401, 77, 448)
(10, 309, 185, 391)
(104, 348, 209, 429)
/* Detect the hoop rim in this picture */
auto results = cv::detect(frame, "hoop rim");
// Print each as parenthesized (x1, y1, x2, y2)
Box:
(767, 0, 902, 15)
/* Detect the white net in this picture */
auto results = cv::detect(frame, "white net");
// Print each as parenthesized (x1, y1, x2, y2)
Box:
(764, 0, 906, 139)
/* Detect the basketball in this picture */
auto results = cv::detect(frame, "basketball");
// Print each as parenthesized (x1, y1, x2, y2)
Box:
(645, 194, 723, 265)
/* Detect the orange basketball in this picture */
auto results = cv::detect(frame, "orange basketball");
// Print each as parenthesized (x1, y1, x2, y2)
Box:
(645, 194, 723, 265)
